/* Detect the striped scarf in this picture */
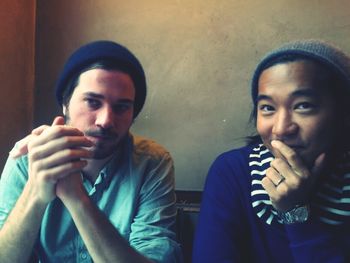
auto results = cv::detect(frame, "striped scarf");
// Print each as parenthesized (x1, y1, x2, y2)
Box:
(250, 144, 350, 226)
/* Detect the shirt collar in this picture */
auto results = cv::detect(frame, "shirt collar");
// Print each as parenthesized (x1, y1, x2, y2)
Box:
(84, 134, 133, 195)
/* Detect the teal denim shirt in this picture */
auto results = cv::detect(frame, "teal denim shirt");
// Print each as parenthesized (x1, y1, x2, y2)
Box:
(0, 134, 182, 262)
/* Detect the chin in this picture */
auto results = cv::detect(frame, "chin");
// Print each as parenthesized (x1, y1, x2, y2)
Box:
(90, 145, 116, 160)
(91, 151, 114, 160)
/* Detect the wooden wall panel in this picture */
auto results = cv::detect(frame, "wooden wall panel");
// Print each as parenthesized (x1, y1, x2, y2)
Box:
(0, 0, 35, 171)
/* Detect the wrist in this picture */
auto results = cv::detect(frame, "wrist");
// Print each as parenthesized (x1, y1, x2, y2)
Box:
(60, 188, 90, 211)
(277, 204, 310, 224)
(25, 178, 54, 206)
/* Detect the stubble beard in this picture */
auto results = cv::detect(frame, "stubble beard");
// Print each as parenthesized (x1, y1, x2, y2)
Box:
(64, 108, 121, 160)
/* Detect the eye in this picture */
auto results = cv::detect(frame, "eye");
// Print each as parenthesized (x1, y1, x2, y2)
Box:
(113, 103, 133, 114)
(84, 98, 101, 109)
(294, 102, 317, 113)
(258, 104, 275, 115)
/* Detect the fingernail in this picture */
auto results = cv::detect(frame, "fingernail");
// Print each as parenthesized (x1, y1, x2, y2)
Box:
(271, 140, 279, 147)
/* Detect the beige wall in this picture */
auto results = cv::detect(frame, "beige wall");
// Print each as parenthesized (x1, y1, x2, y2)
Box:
(0, 1, 35, 170)
(35, 0, 350, 190)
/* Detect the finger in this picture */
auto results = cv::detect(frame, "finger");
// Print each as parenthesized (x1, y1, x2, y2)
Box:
(269, 141, 286, 162)
(262, 176, 290, 211)
(31, 125, 49, 135)
(29, 135, 93, 161)
(270, 157, 302, 183)
(31, 116, 64, 136)
(32, 148, 92, 171)
(261, 176, 279, 197)
(52, 116, 65, 126)
(38, 159, 88, 182)
(271, 140, 307, 177)
(10, 117, 66, 158)
(31, 126, 85, 149)
(311, 153, 326, 179)
(265, 166, 285, 186)
(9, 134, 33, 158)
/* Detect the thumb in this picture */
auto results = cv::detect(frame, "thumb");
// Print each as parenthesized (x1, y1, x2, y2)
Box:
(10, 116, 65, 159)
(52, 116, 65, 126)
(31, 116, 64, 136)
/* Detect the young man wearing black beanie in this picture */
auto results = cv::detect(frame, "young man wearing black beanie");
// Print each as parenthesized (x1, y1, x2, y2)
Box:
(193, 40, 350, 262)
(0, 41, 182, 263)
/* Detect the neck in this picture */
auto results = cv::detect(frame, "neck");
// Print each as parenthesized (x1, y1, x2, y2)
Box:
(83, 155, 113, 183)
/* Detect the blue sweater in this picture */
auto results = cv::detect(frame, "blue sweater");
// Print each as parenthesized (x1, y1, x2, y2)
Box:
(193, 144, 350, 263)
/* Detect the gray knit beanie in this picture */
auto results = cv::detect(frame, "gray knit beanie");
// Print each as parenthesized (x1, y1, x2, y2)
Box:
(251, 40, 350, 104)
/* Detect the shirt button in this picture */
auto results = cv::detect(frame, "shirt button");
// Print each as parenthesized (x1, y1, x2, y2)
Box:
(81, 252, 88, 259)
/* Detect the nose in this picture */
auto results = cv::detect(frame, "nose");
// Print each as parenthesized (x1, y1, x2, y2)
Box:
(272, 109, 298, 139)
(95, 106, 114, 129)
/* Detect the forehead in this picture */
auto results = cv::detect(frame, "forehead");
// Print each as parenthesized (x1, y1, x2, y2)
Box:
(74, 68, 135, 96)
(258, 60, 333, 97)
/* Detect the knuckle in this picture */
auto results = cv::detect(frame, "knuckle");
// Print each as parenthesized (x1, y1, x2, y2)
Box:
(265, 167, 274, 176)
(30, 163, 38, 173)
(274, 158, 284, 167)
(60, 136, 70, 144)
(261, 176, 269, 186)
(61, 148, 80, 161)
(28, 148, 40, 160)
(277, 186, 289, 198)
(53, 125, 64, 134)
(37, 170, 47, 180)
(61, 136, 77, 145)
(289, 177, 302, 189)
(269, 195, 279, 204)
(65, 148, 75, 157)
(31, 160, 44, 173)
(27, 138, 38, 150)
(270, 159, 277, 166)
(287, 151, 297, 161)
(261, 178, 270, 192)
(50, 125, 65, 136)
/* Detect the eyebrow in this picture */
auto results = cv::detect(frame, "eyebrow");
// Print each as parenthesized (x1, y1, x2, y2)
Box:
(83, 92, 134, 104)
(256, 88, 318, 103)
(84, 92, 104, 99)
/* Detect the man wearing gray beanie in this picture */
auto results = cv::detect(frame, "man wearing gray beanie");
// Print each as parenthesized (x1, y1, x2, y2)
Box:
(0, 41, 182, 263)
(194, 40, 350, 262)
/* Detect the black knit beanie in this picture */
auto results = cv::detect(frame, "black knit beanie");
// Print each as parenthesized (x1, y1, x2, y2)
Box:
(251, 40, 350, 105)
(55, 40, 146, 118)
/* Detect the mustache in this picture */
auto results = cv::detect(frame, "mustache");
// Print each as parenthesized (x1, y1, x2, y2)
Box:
(85, 128, 118, 138)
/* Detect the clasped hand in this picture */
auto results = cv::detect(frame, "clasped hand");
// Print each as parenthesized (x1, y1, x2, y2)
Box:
(261, 140, 325, 212)
(16, 117, 93, 204)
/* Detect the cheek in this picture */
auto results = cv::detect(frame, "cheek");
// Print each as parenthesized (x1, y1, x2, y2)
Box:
(256, 117, 277, 155)
(302, 115, 337, 153)
(124, 115, 134, 129)
(116, 113, 134, 130)
(306, 120, 334, 144)
(69, 109, 96, 126)
(256, 116, 271, 139)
